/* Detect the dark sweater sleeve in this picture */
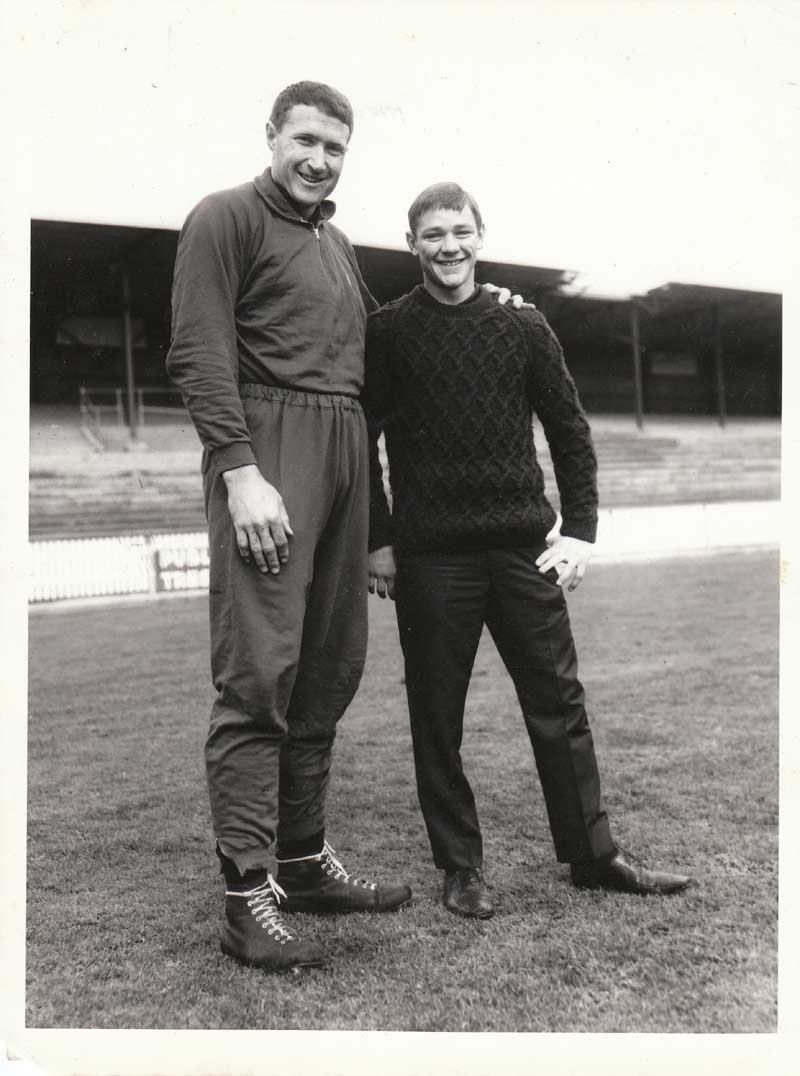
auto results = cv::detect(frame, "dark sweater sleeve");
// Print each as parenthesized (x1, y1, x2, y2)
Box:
(166, 192, 256, 479)
(524, 312, 598, 543)
(361, 311, 394, 551)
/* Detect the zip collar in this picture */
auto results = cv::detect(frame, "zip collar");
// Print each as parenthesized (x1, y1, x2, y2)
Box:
(253, 168, 336, 227)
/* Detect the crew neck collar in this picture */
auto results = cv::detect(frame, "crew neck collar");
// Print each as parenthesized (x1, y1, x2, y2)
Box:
(411, 284, 495, 318)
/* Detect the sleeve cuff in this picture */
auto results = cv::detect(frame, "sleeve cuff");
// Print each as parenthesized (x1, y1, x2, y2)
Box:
(368, 519, 394, 553)
(209, 441, 257, 480)
(561, 518, 598, 544)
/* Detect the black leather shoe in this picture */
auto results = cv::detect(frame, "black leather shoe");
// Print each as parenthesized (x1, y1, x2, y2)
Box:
(276, 842, 413, 914)
(443, 868, 495, 919)
(570, 849, 691, 895)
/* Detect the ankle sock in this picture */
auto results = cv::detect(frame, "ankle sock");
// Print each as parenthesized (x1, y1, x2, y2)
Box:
(276, 829, 325, 862)
(216, 844, 269, 892)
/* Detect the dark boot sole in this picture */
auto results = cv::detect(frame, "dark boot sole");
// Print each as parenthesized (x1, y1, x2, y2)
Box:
(443, 902, 495, 920)
(220, 941, 326, 972)
(571, 879, 692, 895)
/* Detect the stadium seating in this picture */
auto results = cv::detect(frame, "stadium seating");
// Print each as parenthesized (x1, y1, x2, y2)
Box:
(536, 423, 781, 514)
(28, 407, 780, 541)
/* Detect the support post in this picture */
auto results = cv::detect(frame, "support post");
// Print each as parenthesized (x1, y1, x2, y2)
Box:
(630, 303, 644, 430)
(712, 304, 726, 428)
(121, 267, 138, 441)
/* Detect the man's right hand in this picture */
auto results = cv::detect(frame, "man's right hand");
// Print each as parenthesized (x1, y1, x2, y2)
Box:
(222, 464, 293, 574)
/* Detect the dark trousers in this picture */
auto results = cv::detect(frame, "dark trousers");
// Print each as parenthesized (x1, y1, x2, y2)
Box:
(203, 386, 369, 875)
(395, 547, 615, 871)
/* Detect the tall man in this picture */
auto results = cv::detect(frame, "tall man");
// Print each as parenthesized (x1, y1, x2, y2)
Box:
(167, 84, 521, 971)
(363, 182, 691, 919)
(167, 82, 412, 973)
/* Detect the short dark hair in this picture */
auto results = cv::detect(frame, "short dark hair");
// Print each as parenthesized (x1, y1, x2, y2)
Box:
(407, 182, 484, 237)
(269, 81, 354, 137)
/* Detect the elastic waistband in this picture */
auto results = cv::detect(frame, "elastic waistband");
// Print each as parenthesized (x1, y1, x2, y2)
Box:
(239, 383, 362, 411)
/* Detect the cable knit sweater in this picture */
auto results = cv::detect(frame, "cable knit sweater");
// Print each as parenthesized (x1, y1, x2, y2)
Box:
(362, 284, 598, 554)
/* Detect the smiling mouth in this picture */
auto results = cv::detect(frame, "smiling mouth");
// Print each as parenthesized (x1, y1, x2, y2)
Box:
(298, 172, 327, 185)
(437, 258, 466, 267)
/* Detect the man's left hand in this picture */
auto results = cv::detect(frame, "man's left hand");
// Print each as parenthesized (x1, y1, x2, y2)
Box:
(535, 535, 593, 591)
(368, 545, 397, 600)
(481, 281, 536, 310)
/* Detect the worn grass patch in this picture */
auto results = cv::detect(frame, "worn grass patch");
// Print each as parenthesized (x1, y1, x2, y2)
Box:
(26, 550, 778, 1031)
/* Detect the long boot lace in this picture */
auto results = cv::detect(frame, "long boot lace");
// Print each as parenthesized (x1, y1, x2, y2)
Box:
(245, 875, 296, 942)
(320, 842, 377, 891)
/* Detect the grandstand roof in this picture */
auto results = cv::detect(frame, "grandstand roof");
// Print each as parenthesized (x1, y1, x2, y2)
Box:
(31, 220, 781, 332)
(31, 221, 178, 320)
(641, 283, 782, 318)
(14, 3, 793, 300)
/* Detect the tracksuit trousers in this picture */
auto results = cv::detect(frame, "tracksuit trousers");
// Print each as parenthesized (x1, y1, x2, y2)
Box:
(203, 385, 369, 876)
(395, 547, 616, 871)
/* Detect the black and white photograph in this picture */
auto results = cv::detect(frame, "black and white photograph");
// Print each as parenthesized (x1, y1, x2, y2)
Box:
(2, 1, 798, 1074)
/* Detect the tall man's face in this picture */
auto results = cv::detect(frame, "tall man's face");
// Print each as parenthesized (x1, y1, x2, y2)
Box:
(407, 205, 484, 304)
(266, 104, 350, 216)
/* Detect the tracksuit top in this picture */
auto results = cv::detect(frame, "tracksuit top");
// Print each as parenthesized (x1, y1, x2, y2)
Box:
(362, 285, 599, 554)
(167, 168, 377, 479)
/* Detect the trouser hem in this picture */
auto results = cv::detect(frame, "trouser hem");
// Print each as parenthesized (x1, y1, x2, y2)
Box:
(436, 858, 484, 872)
(216, 839, 274, 876)
(560, 839, 618, 866)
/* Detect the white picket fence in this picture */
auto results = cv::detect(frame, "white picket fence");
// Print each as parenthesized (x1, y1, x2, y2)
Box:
(29, 532, 209, 603)
(29, 499, 779, 604)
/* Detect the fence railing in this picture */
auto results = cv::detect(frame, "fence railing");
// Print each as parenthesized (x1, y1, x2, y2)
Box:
(79, 385, 185, 441)
(133, 386, 187, 425)
(29, 531, 209, 603)
(28, 500, 779, 604)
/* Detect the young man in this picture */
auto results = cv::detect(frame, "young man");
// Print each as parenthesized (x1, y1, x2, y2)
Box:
(168, 85, 522, 971)
(363, 182, 691, 919)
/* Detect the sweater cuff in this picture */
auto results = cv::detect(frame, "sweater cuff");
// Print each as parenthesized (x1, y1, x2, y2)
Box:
(561, 517, 598, 544)
(209, 441, 257, 480)
(368, 519, 394, 554)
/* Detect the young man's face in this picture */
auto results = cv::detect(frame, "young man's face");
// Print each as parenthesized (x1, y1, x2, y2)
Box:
(266, 104, 350, 216)
(407, 205, 484, 303)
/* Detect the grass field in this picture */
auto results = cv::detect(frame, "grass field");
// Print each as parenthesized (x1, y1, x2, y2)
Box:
(26, 549, 779, 1032)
